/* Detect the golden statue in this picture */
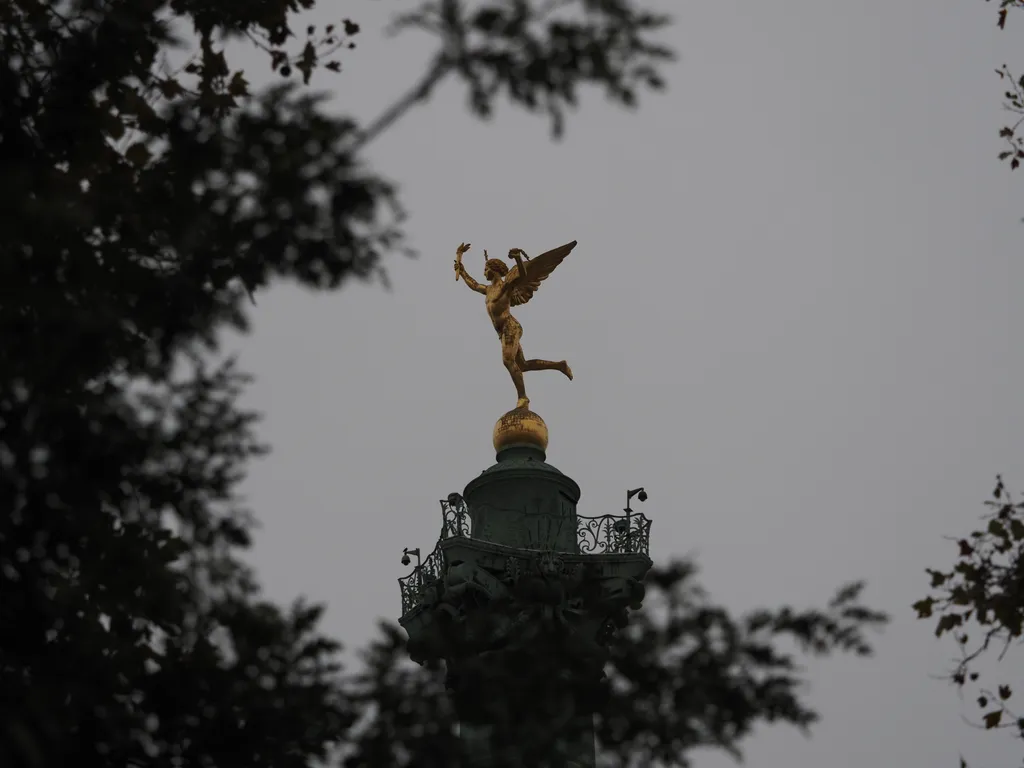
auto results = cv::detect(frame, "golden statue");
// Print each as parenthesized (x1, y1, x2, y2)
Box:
(454, 241, 577, 411)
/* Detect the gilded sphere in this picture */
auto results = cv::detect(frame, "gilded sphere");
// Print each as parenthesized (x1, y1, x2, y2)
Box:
(493, 407, 549, 453)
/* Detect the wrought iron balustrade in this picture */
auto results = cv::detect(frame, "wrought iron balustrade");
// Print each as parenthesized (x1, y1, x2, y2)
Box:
(399, 495, 652, 615)
(398, 496, 470, 615)
(576, 512, 651, 556)
(440, 495, 471, 539)
(398, 542, 445, 616)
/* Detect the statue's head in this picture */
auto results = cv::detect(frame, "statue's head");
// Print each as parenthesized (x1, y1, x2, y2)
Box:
(484, 258, 508, 282)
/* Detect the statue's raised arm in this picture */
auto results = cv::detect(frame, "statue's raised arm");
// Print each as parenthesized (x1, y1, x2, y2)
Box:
(502, 240, 578, 306)
(454, 242, 486, 294)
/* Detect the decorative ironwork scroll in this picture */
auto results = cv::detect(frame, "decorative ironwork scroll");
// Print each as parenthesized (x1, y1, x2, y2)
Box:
(397, 543, 445, 616)
(576, 513, 651, 556)
(440, 495, 471, 539)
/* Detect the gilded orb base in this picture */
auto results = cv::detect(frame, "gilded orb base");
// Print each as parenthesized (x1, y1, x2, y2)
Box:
(493, 406, 549, 453)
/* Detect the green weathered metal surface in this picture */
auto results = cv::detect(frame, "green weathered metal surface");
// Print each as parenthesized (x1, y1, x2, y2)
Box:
(396, 444, 653, 767)
(465, 444, 580, 552)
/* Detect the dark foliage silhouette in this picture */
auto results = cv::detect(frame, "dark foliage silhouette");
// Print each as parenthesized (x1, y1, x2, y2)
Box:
(0, 2, 885, 767)
(915, 477, 1024, 768)
(346, 562, 885, 768)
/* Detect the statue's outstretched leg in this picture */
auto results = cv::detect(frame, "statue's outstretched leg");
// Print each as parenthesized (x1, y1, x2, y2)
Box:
(517, 349, 573, 381)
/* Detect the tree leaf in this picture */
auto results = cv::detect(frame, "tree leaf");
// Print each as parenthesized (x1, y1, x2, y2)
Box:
(297, 41, 317, 85)
(912, 598, 934, 618)
(125, 143, 150, 167)
(935, 613, 963, 637)
(228, 71, 249, 98)
(157, 78, 185, 99)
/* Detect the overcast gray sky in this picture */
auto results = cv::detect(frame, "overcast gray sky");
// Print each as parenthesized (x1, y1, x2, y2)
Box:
(223, 0, 1023, 765)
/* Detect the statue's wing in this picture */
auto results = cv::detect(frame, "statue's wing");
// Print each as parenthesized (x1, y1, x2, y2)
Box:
(506, 240, 578, 307)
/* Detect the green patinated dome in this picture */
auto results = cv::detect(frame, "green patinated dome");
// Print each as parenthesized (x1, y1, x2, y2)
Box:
(476, 445, 565, 478)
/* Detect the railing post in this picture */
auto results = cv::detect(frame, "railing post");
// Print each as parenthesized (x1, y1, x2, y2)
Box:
(441, 494, 471, 540)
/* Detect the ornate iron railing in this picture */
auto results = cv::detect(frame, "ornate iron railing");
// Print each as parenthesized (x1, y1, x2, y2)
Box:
(399, 495, 651, 615)
(398, 541, 445, 616)
(398, 496, 471, 615)
(576, 512, 651, 556)
(440, 494, 471, 539)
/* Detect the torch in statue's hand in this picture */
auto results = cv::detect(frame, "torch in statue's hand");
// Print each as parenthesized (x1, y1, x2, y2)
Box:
(455, 242, 471, 282)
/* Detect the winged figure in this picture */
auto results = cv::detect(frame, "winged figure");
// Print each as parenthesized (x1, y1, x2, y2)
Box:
(454, 241, 577, 409)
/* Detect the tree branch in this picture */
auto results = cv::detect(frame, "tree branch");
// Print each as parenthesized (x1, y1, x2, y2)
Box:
(348, 56, 451, 153)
